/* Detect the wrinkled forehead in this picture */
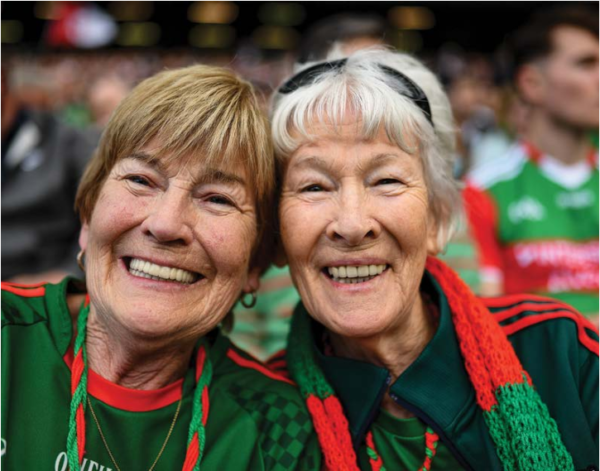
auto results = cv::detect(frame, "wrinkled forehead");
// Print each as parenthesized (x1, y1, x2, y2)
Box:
(275, 87, 423, 166)
(286, 106, 420, 160)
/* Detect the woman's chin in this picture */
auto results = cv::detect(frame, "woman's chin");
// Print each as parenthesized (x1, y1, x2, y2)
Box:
(118, 313, 182, 339)
(108, 307, 206, 341)
(319, 311, 388, 340)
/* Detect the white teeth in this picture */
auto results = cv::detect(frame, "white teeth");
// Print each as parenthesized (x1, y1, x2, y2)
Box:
(327, 264, 387, 283)
(128, 258, 197, 284)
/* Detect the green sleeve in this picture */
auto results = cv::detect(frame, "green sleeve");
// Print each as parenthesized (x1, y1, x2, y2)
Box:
(579, 346, 599, 448)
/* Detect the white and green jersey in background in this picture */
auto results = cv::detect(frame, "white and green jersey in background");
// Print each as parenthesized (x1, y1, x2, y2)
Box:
(465, 142, 599, 315)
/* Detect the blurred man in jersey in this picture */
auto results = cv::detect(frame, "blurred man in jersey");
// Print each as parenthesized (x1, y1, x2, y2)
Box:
(465, 6, 599, 320)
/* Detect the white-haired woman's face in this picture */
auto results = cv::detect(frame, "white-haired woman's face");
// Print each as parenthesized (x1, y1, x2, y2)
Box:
(79, 141, 260, 340)
(279, 114, 439, 338)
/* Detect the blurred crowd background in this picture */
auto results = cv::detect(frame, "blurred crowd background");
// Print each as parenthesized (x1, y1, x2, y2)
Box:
(2, 1, 598, 359)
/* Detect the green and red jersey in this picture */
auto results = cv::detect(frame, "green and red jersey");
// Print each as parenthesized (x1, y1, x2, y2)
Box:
(269, 271, 599, 470)
(465, 142, 599, 315)
(1, 279, 321, 471)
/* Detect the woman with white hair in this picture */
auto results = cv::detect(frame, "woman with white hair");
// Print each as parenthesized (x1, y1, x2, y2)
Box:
(269, 49, 599, 471)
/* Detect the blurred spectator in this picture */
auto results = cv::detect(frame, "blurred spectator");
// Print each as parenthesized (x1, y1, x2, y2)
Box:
(87, 75, 130, 128)
(1, 67, 99, 283)
(437, 49, 514, 177)
(465, 6, 599, 319)
(297, 12, 388, 63)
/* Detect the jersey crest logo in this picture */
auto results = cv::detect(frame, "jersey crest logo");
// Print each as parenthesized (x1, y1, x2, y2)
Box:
(556, 189, 595, 209)
(508, 196, 546, 224)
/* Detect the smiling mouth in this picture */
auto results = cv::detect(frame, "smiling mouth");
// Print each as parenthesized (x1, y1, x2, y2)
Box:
(324, 264, 389, 284)
(125, 257, 203, 284)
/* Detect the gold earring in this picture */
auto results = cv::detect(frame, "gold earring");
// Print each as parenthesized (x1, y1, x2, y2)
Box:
(240, 291, 257, 309)
(77, 250, 85, 272)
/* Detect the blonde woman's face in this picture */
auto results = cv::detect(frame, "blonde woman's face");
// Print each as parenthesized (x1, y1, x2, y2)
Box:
(79, 143, 260, 341)
(279, 116, 438, 338)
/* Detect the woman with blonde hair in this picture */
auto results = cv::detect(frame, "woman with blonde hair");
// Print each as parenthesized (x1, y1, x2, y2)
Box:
(2, 65, 318, 470)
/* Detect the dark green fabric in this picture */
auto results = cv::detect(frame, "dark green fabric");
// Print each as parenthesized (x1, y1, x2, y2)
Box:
(1, 279, 320, 470)
(305, 271, 599, 470)
(356, 410, 463, 470)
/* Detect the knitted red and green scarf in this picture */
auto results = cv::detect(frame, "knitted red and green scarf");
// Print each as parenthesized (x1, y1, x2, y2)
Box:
(286, 256, 575, 471)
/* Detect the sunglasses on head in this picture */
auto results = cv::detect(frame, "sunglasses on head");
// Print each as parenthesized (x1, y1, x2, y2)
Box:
(277, 58, 434, 128)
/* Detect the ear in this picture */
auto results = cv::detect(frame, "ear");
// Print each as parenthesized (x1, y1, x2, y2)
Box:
(273, 239, 288, 268)
(79, 222, 89, 252)
(243, 265, 261, 294)
(516, 64, 546, 105)
(426, 214, 442, 256)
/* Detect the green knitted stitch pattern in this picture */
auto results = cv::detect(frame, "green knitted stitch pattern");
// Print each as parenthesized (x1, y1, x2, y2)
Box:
(67, 303, 90, 471)
(187, 343, 213, 471)
(287, 305, 334, 399)
(484, 379, 575, 471)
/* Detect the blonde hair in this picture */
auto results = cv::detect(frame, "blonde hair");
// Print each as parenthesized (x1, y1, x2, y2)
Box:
(76, 64, 275, 270)
(271, 48, 461, 248)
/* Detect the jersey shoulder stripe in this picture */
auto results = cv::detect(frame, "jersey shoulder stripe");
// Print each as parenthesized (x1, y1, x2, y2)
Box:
(482, 294, 599, 356)
(467, 144, 527, 190)
(226, 346, 295, 385)
(1, 281, 47, 298)
(1, 282, 49, 327)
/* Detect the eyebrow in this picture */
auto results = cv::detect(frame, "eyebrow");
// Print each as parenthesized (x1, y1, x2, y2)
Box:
(289, 155, 336, 172)
(576, 54, 598, 65)
(126, 151, 166, 172)
(198, 168, 247, 187)
(291, 153, 404, 173)
(124, 153, 246, 187)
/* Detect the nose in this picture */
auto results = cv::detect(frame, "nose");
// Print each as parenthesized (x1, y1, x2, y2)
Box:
(140, 190, 194, 245)
(326, 187, 380, 246)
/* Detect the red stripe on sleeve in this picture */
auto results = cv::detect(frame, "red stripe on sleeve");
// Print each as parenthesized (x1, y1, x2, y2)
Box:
(492, 301, 579, 323)
(1, 281, 48, 288)
(1, 283, 46, 297)
(482, 293, 575, 309)
(502, 311, 599, 356)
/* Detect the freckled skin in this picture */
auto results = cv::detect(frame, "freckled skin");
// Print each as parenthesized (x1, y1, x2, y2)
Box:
(80, 146, 260, 346)
(279, 117, 439, 340)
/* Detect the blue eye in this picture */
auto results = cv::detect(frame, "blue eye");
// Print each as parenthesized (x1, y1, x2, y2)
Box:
(377, 178, 400, 185)
(127, 175, 151, 186)
(301, 184, 324, 192)
(207, 195, 234, 206)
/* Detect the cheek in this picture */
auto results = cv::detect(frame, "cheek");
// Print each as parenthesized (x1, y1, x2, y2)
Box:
(551, 71, 592, 103)
(378, 197, 430, 251)
(88, 192, 141, 246)
(202, 218, 257, 273)
(280, 201, 322, 263)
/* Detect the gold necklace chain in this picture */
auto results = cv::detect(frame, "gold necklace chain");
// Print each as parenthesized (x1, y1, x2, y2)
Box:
(87, 396, 183, 471)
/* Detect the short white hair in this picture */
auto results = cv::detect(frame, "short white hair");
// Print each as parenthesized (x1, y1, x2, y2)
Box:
(270, 47, 461, 249)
